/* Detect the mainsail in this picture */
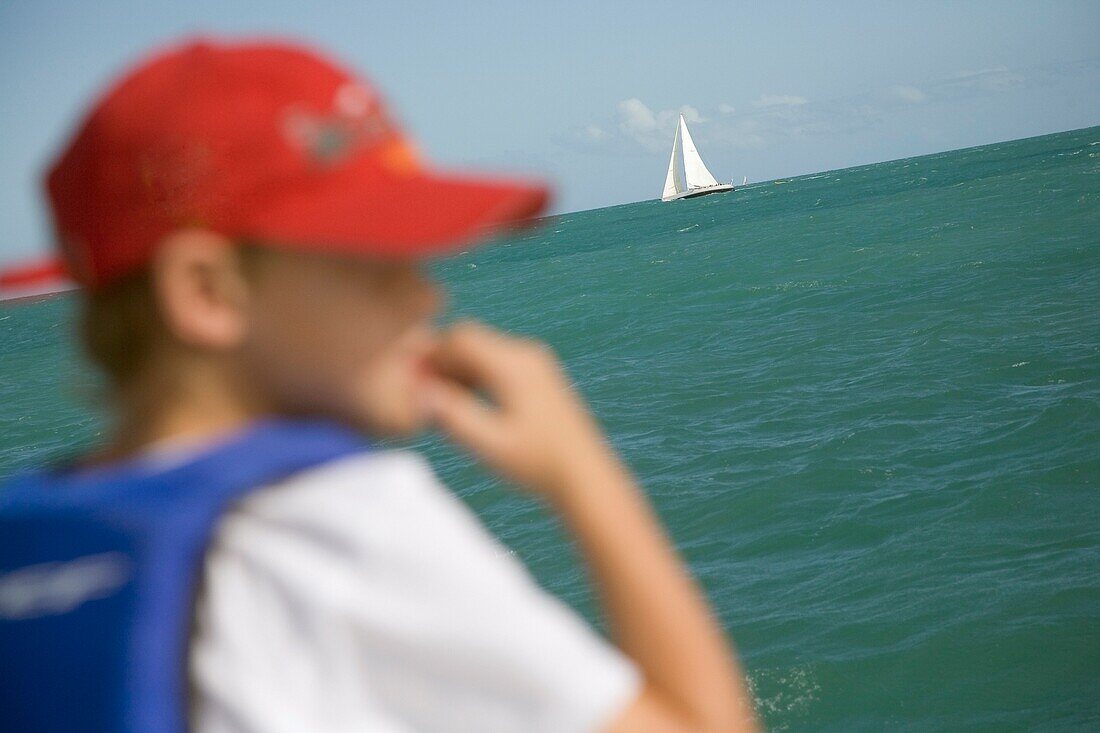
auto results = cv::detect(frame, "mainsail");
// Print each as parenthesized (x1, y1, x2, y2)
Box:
(678, 115, 720, 189)
(661, 121, 685, 200)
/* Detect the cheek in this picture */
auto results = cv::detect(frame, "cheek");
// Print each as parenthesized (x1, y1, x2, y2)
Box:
(242, 303, 435, 436)
(338, 329, 437, 433)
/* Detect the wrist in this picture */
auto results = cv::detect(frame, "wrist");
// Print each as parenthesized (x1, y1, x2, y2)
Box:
(543, 440, 638, 512)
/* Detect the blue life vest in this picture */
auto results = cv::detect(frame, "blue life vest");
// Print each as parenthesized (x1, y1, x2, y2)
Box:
(0, 418, 371, 733)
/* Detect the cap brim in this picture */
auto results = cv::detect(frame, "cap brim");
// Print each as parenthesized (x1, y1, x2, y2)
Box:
(237, 164, 550, 260)
(0, 257, 75, 302)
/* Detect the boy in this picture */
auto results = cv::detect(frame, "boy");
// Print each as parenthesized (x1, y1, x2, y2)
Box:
(0, 39, 758, 732)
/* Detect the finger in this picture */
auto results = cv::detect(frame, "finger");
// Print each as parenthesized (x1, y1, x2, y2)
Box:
(428, 320, 510, 392)
(421, 377, 510, 463)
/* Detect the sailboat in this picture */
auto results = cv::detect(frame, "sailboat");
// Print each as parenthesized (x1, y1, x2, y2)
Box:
(0, 258, 74, 303)
(661, 114, 736, 201)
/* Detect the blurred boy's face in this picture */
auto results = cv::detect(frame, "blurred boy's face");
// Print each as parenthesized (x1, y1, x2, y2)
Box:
(238, 248, 444, 437)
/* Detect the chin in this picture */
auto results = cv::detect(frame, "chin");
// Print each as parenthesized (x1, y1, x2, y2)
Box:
(322, 358, 433, 439)
(375, 408, 429, 439)
(349, 389, 430, 439)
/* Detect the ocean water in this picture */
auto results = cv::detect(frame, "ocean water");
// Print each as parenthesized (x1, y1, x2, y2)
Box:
(2, 126, 1099, 730)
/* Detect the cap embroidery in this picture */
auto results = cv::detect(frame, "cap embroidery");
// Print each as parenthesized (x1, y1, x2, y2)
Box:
(282, 83, 393, 165)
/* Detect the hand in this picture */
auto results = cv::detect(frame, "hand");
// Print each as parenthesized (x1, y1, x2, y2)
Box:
(419, 320, 616, 500)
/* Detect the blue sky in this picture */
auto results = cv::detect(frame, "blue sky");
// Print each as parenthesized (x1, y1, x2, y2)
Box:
(1, 1, 1098, 263)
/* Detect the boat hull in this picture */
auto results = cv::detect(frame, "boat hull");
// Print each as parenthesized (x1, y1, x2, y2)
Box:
(661, 183, 735, 202)
(0, 282, 78, 304)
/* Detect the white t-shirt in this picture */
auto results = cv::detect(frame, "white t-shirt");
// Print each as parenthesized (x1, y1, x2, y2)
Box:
(187, 448, 641, 732)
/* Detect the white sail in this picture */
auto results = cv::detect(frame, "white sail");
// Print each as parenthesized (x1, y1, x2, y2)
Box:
(678, 115, 720, 189)
(661, 121, 685, 201)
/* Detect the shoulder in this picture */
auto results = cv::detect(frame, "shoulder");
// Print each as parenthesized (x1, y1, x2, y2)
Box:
(192, 447, 642, 732)
(225, 447, 511, 560)
(242, 447, 475, 520)
(205, 447, 532, 598)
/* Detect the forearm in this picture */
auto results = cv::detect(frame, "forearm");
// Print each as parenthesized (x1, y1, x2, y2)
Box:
(420, 322, 758, 728)
(550, 445, 759, 732)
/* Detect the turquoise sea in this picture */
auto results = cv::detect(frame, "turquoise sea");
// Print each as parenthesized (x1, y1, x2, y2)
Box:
(2, 126, 1099, 731)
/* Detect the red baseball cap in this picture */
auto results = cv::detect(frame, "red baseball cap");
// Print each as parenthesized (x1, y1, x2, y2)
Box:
(44, 37, 550, 290)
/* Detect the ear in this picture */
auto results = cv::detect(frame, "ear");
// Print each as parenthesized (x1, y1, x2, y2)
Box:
(151, 229, 253, 350)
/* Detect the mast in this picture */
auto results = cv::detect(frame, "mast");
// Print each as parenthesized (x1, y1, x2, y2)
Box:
(661, 121, 686, 200)
(678, 115, 720, 189)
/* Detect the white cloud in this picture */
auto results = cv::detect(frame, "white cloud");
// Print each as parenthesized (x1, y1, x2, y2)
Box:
(617, 98, 657, 136)
(603, 96, 810, 153)
(751, 94, 809, 109)
(583, 124, 607, 141)
(678, 105, 705, 123)
(655, 104, 705, 132)
(948, 66, 1009, 80)
(576, 60, 1045, 160)
(613, 99, 709, 151)
(887, 85, 927, 103)
(710, 116, 768, 149)
(942, 67, 1024, 93)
